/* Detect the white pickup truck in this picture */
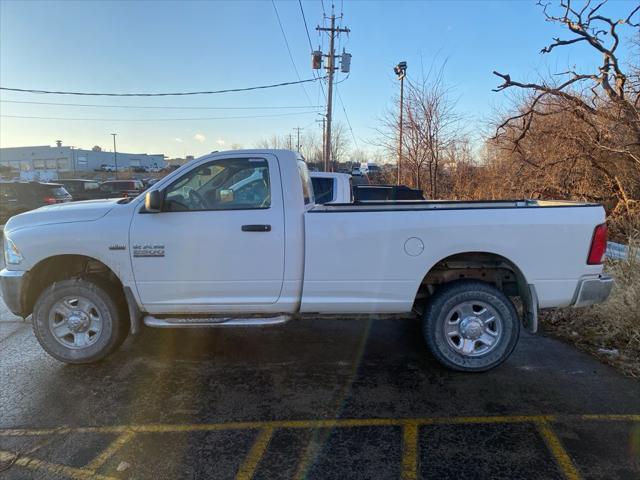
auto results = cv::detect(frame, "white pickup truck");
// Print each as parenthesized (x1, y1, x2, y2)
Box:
(1, 149, 613, 371)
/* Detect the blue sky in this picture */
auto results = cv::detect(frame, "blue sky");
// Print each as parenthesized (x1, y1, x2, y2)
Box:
(0, 0, 637, 158)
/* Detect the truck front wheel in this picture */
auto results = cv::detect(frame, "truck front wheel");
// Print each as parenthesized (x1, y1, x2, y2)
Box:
(422, 280, 520, 372)
(32, 278, 128, 364)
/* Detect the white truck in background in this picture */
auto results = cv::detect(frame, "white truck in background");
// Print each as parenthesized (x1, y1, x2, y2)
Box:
(1, 150, 613, 371)
(310, 172, 424, 204)
(310, 172, 353, 204)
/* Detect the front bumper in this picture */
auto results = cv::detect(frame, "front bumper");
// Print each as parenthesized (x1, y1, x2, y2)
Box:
(0, 269, 27, 317)
(572, 274, 614, 308)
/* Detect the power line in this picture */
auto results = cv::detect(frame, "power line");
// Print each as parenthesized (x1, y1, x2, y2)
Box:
(0, 77, 323, 97)
(271, 0, 314, 107)
(336, 86, 359, 150)
(299, 0, 314, 52)
(0, 99, 323, 110)
(1, 110, 320, 122)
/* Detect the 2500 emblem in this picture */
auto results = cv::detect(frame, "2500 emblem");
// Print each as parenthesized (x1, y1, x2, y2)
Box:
(133, 244, 165, 258)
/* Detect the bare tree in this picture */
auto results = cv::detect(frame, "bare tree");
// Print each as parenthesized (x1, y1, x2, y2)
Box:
(299, 130, 323, 165)
(376, 63, 461, 198)
(330, 122, 350, 170)
(255, 134, 289, 150)
(492, 0, 640, 214)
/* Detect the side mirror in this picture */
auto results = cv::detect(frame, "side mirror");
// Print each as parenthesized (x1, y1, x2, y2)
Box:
(145, 190, 163, 213)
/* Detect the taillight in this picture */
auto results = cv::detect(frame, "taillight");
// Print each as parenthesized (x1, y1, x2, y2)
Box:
(43, 196, 57, 204)
(587, 223, 608, 265)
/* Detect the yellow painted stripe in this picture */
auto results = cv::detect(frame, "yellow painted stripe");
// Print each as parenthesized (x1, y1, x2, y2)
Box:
(580, 414, 640, 422)
(235, 427, 274, 480)
(401, 423, 418, 480)
(0, 450, 117, 480)
(535, 421, 581, 480)
(86, 430, 135, 471)
(1, 413, 638, 437)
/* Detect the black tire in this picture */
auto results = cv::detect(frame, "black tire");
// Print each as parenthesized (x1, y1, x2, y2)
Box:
(422, 280, 520, 372)
(32, 278, 129, 364)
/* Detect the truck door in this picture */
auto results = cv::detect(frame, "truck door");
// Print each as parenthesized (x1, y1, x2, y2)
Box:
(128, 154, 285, 311)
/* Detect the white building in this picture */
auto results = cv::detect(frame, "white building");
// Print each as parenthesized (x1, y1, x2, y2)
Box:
(0, 144, 165, 180)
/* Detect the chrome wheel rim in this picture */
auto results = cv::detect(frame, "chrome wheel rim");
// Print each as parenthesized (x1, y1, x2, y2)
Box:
(443, 300, 503, 357)
(48, 295, 103, 349)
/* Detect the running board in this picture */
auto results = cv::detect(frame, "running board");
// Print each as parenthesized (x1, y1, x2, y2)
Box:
(143, 314, 291, 328)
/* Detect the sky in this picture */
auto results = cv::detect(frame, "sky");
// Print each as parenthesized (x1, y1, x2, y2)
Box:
(0, 0, 637, 159)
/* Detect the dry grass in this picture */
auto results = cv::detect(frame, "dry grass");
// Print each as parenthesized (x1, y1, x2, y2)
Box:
(540, 222, 640, 377)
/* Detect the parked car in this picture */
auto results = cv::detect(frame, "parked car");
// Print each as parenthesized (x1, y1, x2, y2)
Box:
(141, 177, 161, 188)
(58, 179, 120, 201)
(0, 150, 613, 372)
(97, 164, 117, 172)
(0, 181, 72, 224)
(99, 179, 145, 197)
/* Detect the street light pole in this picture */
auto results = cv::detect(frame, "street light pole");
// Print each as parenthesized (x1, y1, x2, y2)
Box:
(394, 61, 407, 185)
(111, 133, 118, 178)
(71, 146, 76, 176)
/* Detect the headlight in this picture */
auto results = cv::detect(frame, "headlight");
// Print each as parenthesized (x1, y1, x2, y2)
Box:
(4, 236, 24, 265)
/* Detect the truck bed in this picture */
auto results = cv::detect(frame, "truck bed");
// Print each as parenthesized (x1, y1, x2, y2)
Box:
(311, 199, 600, 212)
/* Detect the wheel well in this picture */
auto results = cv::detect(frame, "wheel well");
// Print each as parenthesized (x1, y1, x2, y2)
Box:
(22, 255, 125, 316)
(413, 252, 528, 313)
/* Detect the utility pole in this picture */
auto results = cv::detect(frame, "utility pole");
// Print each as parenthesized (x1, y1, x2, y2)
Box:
(287, 133, 293, 150)
(293, 127, 303, 152)
(320, 115, 326, 167)
(316, 12, 350, 172)
(70, 146, 76, 176)
(394, 61, 407, 185)
(111, 133, 118, 178)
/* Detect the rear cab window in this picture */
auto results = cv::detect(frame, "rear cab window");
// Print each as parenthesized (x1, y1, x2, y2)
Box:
(311, 177, 335, 204)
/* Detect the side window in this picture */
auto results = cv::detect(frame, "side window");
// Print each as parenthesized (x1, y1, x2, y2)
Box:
(164, 158, 271, 212)
(85, 182, 100, 191)
(311, 177, 334, 204)
(297, 160, 314, 205)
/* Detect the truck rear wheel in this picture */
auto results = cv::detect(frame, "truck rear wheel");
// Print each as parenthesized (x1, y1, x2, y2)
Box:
(32, 278, 128, 364)
(422, 280, 520, 372)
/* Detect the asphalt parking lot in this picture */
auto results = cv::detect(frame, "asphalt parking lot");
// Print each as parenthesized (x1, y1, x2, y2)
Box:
(1, 294, 639, 480)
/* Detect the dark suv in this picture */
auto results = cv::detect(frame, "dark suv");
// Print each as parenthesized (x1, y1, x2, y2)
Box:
(59, 179, 119, 201)
(0, 181, 72, 224)
(99, 180, 145, 198)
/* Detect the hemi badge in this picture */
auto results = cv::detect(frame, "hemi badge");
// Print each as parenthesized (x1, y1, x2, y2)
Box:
(108, 244, 126, 251)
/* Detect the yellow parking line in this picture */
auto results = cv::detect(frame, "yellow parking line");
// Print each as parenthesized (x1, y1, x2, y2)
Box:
(235, 427, 274, 480)
(535, 420, 582, 480)
(0, 413, 637, 437)
(0, 449, 117, 480)
(401, 423, 418, 480)
(86, 430, 136, 471)
(581, 414, 640, 422)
